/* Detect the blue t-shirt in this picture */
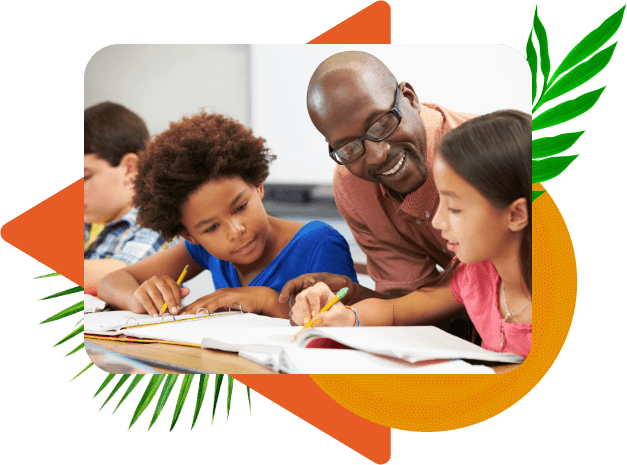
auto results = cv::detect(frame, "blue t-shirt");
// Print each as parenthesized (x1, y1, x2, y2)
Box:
(184, 221, 358, 293)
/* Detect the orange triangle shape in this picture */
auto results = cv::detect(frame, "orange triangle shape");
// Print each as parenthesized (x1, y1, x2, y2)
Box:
(1, 179, 83, 287)
(0, 4, 394, 461)
(233, 375, 391, 463)
(308, 1, 391, 44)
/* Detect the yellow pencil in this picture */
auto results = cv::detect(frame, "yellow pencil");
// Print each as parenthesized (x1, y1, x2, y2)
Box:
(291, 287, 349, 342)
(159, 265, 189, 316)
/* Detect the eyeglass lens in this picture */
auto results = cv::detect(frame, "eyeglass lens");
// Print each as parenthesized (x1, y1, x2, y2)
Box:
(336, 112, 399, 162)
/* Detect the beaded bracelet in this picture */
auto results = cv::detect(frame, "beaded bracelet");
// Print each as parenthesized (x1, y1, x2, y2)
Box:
(345, 306, 360, 327)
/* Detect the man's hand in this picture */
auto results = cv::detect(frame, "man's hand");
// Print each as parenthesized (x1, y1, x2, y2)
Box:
(279, 273, 359, 319)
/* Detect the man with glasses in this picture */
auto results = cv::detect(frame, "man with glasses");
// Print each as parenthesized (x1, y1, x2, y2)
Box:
(279, 50, 476, 308)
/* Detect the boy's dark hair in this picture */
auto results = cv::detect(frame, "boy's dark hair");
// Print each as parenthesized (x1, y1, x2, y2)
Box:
(432, 110, 532, 294)
(84, 101, 150, 166)
(134, 112, 276, 241)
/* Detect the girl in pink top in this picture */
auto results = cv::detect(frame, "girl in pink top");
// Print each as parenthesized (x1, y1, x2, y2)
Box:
(290, 110, 532, 358)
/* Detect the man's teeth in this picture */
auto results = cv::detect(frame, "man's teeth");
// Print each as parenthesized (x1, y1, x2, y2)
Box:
(381, 155, 405, 175)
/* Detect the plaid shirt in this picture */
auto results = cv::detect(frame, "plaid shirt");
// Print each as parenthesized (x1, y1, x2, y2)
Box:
(334, 103, 477, 295)
(84, 208, 179, 264)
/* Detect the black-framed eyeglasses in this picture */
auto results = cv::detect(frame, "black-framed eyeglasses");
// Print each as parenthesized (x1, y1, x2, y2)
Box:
(328, 83, 402, 165)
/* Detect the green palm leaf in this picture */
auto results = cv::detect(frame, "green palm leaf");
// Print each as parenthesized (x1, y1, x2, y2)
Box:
(75, 318, 84, 326)
(534, 7, 551, 96)
(226, 376, 234, 419)
(536, 42, 617, 110)
(39, 286, 84, 300)
(548, 5, 625, 87)
(94, 374, 116, 398)
(247, 386, 251, 412)
(189, 374, 211, 431)
(148, 374, 179, 431)
(170, 374, 193, 431)
(212, 374, 224, 424)
(533, 87, 605, 131)
(34, 272, 61, 278)
(54, 325, 84, 347)
(113, 374, 144, 414)
(533, 155, 579, 184)
(532, 191, 545, 202)
(71, 361, 94, 381)
(527, 27, 538, 104)
(129, 374, 166, 430)
(100, 374, 131, 411)
(65, 342, 84, 357)
(533, 132, 585, 159)
(40, 300, 84, 324)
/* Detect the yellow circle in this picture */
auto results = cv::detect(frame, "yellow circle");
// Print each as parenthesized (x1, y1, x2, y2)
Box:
(311, 187, 576, 431)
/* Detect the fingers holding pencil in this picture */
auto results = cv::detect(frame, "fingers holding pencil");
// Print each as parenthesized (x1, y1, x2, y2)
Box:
(128, 265, 190, 318)
(290, 284, 352, 339)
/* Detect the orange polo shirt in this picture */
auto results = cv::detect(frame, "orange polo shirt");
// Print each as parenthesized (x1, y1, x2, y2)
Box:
(334, 103, 476, 295)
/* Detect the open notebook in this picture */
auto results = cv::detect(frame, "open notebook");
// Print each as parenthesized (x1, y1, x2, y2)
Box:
(84, 310, 212, 336)
(85, 311, 523, 372)
(85, 310, 292, 344)
(202, 325, 522, 373)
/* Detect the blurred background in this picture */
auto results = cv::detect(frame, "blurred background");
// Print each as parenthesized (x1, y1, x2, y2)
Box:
(85, 44, 530, 301)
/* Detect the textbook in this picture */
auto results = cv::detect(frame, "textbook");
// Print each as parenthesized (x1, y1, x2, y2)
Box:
(200, 326, 525, 365)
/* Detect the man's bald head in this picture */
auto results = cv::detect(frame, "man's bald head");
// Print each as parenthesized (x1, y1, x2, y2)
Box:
(307, 51, 397, 129)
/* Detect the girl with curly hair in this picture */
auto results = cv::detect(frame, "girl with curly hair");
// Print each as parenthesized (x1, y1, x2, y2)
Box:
(99, 112, 358, 319)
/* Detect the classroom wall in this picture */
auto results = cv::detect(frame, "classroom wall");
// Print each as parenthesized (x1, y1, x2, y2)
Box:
(84, 44, 251, 133)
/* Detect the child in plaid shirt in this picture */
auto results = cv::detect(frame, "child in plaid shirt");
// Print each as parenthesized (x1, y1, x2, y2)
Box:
(84, 102, 177, 294)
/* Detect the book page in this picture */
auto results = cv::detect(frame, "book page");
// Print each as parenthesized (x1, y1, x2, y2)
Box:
(121, 313, 292, 347)
(278, 347, 496, 374)
(201, 327, 298, 352)
(296, 326, 525, 364)
(84, 310, 211, 334)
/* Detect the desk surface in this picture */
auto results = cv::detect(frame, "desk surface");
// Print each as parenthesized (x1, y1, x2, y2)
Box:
(85, 337, 518, 375)
(85, 338, 277, 374)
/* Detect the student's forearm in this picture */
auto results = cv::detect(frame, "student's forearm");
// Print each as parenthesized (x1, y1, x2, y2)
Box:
(84, 259, 128, 290)
(351, 284, 406, 303)
(98, 270, 141, 309)
(351, 298, 396, 325)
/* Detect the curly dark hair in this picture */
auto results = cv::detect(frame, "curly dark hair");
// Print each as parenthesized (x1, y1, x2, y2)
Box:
(134, 112, 276, 241)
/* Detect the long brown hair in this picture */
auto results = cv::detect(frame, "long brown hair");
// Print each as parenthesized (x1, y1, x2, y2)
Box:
(430, 110, 532, 294)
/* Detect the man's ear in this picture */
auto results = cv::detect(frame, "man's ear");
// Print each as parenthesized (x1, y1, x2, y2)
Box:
(399, 81, 420, 111)
(255, 183, 264, 201)
(508, 198, 529, 232)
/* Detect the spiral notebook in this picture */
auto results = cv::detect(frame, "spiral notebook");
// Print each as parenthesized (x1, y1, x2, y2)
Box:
(84, 310, 292, 346)
(84, 310, 211, 336)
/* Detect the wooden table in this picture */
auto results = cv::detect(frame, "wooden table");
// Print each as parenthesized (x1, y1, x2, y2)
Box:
(85, 337, 518, 375)
(84, 338, 277, 374)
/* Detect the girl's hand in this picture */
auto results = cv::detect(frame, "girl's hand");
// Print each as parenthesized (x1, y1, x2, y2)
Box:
(177, 286, 290, 319)
(290, 282, 355, 327)
(129, 275, 191, 317)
